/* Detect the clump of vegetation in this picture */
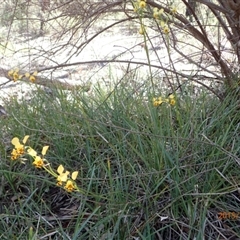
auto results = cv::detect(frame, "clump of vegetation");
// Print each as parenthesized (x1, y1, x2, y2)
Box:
(0, 78, 240, 239)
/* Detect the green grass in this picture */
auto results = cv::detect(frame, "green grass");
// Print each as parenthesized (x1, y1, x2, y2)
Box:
(0, 81, 240, 239)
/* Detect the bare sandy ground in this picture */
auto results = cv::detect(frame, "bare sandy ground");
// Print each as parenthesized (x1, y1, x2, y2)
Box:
(0, 21, 222, 106)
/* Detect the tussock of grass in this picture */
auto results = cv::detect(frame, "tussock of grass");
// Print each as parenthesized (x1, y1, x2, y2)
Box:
(0, 83, 239, 239)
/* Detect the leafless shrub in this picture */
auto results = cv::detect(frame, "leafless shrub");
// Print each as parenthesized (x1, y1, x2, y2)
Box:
(0, 0, 240, 99)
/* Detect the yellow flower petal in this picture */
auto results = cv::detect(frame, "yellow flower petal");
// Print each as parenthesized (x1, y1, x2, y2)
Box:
(57, 171, 70, 182)
(171, 6, 177, 14)
(139, 26, 145, 35)
(25, 73, 30, 78)
(22, 135, 29, 144)
(163, 26, 170, 34)
(169, 99, 176, 106)
(29, 75, 36, 83)
(11, 137, 21, 148)
(8, 70, 13, 77)
(159, 8, 164, 14)
(27, 147, 37, 157)
(160, 21, 166, 28)
(153, 12, 159, 19)
(11, 149, 20, 160)
(41, 146, 49, 156)
(57, 165, 70, 182)
(57, 164, 64, 174)
(13, 72, 19, 82)
(71, 171, 78, 180)
(139, 1, 146, 8)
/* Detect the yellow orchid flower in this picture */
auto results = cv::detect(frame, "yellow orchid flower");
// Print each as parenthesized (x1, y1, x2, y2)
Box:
(11, 135, 29, 160)
(64, 180, 76, 192)
(56, 165, 70, 185)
